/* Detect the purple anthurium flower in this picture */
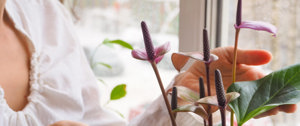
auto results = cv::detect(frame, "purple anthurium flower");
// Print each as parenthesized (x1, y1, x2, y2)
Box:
(132, 21, 176, 126)
(131, 21, 171, 64)
(235, 0, 277, 36)
(131, 42, 170, 64)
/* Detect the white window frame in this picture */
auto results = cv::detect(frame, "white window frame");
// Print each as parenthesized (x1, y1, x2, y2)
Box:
(179, 0, 229, 52)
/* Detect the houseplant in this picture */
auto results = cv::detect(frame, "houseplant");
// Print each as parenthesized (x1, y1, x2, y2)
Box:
(131, 1, 300, 125)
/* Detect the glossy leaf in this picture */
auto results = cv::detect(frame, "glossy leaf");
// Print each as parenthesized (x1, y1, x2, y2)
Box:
(227, 64, 300, 126)
(110, 84, 127, 100)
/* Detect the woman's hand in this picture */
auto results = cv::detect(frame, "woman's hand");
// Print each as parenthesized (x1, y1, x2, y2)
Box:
(172, 46, 296, 118)
(49, 120, 88, 126)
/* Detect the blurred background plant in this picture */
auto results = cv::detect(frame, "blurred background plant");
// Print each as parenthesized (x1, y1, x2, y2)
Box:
(89, 38, 133, 117)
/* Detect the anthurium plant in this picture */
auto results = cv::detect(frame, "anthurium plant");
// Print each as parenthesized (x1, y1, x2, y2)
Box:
(131, 1, 300, 125)
(132, 21, 176, 126)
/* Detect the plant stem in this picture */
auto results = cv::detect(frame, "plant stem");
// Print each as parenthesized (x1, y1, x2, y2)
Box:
(199, 77, 207, 126)
(203, 120, 207, 126)
(230, 29, 240, 126)
(150, 62, 177, 126)
(90, 43, 103, 68)
(204, 0, 207, 29)
(232, 29, 240, 83)
(205, 63, 213, 126)
(220, 107, 226, 126)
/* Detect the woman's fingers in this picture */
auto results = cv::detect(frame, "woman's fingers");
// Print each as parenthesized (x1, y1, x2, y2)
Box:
(211, 47, 272, 65)
(254, 104, 297, 119)
(279, 104, 297, 113)
(236, 49, 272, 65)
(254, 107, 279, 119)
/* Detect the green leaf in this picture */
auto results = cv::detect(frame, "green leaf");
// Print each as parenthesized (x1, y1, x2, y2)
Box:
(227, 64, 300, 126)
(102, 39, 133, 50)
(110, 84, 127, 100)
(97, 78, 106, 85)
(93, 62, 112, 69)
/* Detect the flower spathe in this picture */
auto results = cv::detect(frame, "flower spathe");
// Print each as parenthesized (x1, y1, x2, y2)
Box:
(172, 52, 219, 64)
(235, 21, 277, 36)
(172, 86, 240, 119)
(131, 42, 170, 64)
(235, 0, 277, 36)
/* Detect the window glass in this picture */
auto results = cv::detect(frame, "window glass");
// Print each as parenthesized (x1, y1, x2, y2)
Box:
(225, 0, 300, 125)
(63, 0, 179, 120)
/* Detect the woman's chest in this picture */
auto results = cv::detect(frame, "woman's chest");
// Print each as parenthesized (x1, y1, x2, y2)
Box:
(0, 21, 31, 111)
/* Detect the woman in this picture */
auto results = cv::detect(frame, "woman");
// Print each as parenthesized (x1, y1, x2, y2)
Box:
(0, 0, 295, 125)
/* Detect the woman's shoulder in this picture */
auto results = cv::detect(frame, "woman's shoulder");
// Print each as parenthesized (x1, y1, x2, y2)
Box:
(7, 0, 79, 52)
(6, 0, 85, 83)
(7, 0, 72, 30)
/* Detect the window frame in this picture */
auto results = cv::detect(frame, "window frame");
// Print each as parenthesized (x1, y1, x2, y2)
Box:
(178, 0, 229, 52)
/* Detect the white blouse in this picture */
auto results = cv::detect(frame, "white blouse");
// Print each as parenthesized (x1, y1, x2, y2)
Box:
(0, 0, 211, 126)
(0, 0, 127, 125)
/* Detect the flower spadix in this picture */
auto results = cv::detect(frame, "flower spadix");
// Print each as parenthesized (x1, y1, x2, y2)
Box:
(131, 21, 171, 64)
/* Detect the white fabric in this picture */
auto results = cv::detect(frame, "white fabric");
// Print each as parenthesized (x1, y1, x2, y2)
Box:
(0, 0, 127, 125)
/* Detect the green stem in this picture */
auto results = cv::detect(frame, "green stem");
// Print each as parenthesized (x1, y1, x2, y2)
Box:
(231, 29, 240, 126)
(151, 62, 177, 126)
(90, 43, 103, 68)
